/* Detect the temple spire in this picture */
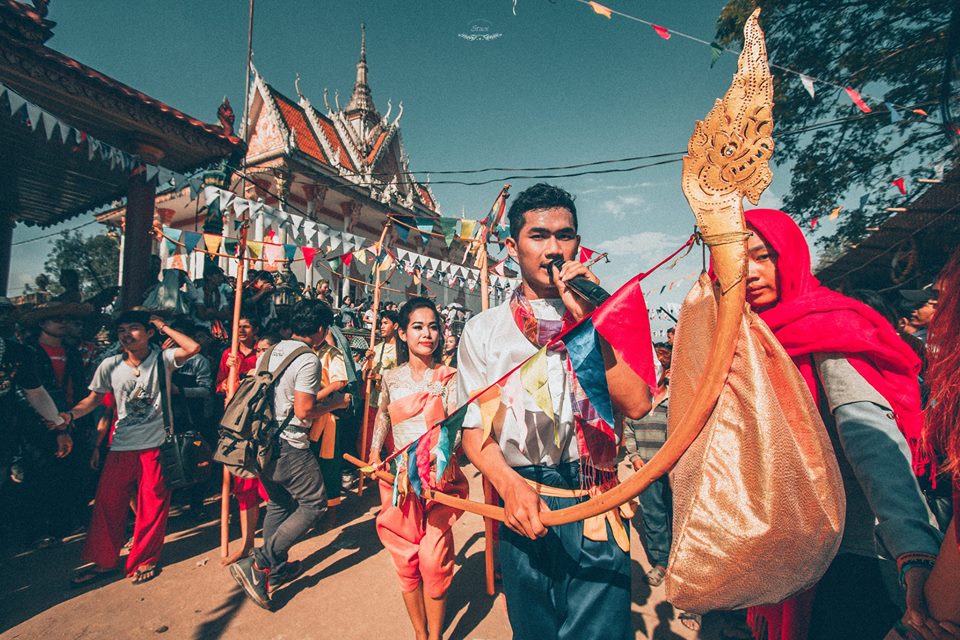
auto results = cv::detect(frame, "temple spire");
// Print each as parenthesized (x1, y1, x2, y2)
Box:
(345, 23, 377, 117)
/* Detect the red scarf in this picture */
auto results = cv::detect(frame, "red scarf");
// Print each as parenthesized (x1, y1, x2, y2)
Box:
(745, 209, 925, 472)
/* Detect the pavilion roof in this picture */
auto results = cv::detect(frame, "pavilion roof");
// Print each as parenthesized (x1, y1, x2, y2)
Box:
(0, 0, 244, 227)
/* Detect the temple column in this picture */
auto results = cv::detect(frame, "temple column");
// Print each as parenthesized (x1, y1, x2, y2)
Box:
(119, 146, 161, 309)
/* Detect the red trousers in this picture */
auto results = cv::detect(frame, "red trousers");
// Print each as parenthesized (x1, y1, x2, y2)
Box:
(81, 448, 171, 576)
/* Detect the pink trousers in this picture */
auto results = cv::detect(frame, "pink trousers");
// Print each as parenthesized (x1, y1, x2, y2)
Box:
(81, 448, 171, 576)
(375, 469, 467, 598)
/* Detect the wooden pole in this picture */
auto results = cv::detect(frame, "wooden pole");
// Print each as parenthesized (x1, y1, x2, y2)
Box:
(220, 221, 249, 558)
(357, 221, 392, 496)
(221, 0, 256, 559)
(477, 234, 499, 597)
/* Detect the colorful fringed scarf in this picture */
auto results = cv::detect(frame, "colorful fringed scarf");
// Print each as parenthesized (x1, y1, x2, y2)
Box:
(510, 287, 620, 477)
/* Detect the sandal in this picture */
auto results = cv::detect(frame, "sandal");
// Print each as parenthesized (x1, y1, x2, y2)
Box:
(70, 567, 114, 588)
(679, 612, 702, 632)
(131, 565, 159, 585)
(644, 565, 667, 587)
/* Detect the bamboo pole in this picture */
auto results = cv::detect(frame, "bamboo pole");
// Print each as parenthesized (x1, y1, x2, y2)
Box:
(357, 221, 392, 496)
(477, 234, 499, 597)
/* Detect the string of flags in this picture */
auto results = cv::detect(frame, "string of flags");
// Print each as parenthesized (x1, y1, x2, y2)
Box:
(0, 81, 202, 194)
(577, 1, 957, 134)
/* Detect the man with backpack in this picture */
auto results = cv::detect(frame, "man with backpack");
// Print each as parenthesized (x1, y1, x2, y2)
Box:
(229, 299, 341, 609)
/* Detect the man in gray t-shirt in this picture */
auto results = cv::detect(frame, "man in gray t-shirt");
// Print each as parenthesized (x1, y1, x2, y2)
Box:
(264, 339, 320, 449)
(230, 300, 339, 610)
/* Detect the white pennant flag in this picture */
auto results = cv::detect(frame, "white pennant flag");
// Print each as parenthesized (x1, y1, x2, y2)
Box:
(935, 161, 946, 180)
(25, 103, 42, 131)
(145, 164, 160, 183)
(315, 227, 329, 248)
(800, 74, 815, 99)
(41, 113, 57, 140)
(157, 168, 174, 186)
(88, 139, 99, 161)
(6, 88, 25, 116)
(326, 232, 342, 253)
(58, 122, 72, 144)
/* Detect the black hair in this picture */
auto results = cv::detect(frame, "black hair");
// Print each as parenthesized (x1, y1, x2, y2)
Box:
(381, 310, 400, 325)
(507, 183, 578, 240)
(396, 296, 443, 364)
(259, 332, 282, 346)
(288, 299, 333, 337)
(114, 309, 152, 331)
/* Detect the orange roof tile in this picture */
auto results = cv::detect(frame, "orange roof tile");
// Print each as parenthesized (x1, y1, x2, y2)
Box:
(272, 92, 328, 165)
(418, 185, 435, 210)
(309, 106, 356, 172)
(367, 130, 389, 165)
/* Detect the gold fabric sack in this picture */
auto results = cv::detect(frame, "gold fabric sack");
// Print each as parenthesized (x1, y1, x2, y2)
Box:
(664, 274, 844, 613)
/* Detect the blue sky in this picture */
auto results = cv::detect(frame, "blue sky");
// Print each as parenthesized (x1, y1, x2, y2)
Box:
(10, 0, 794, 331)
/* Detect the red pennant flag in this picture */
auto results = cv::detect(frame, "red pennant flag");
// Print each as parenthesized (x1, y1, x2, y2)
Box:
(341, 252, 353, 267)
(845, 87, 871, 113)
(592, 277, 657, 391)
(265, 229, 276, 242)
(579, 247, 595, 263)
(809, 217, 820, 230)
(301, 246, 317, 268)
(891, 177, 907, 195)
(913, 108, 928, 117)
(652, 24, 671, 40)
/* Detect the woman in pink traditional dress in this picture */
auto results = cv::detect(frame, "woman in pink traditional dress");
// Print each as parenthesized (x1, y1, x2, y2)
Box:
(368, 297, 467, 640)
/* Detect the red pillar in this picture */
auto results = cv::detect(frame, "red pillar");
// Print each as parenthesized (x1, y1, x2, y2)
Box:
(119, 165, 156, 310)
(0, 219, 13, 297)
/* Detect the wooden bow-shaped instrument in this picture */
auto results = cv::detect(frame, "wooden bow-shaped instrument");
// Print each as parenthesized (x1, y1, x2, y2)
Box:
(348, 9, 774, 526)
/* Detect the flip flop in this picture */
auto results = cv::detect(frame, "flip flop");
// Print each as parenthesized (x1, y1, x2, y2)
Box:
(679, 612, 703, 632)
(132, 565, 159, 585)
(70, 567, 115, 588)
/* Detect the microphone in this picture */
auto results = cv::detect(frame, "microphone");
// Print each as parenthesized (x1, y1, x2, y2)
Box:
(549, 257, 611, 306)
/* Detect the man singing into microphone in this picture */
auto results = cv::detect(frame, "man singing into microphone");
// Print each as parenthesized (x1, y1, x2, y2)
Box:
(458, 183, 653, 640)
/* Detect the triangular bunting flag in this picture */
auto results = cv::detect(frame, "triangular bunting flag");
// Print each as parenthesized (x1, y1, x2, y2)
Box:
(652, 24, 671, 40)
(163, 227, 182, 255)
(886, 103, 902, 123)
(341, 252, 353, 267)
(438, 218, 458, 247)
(247, 241, 263, 259)
(25, 102, 42, 131)
(146, 164, 160, 183)
(800, 74, 815, 98)
(829, 206, 843, 221)
(264, 243, 284, 266)
(223, 238, 239, 256)
(302, 246, 317, 268)
(6, 88, 25, 116)
(845, 87, 871, 113)
(587, 1, 612, 19)
(284, 244, 298, 261)
(203, 233, 222, 255)
(354, 249, 369, 265)
(709, 41, 723, 68)
(891, 177, 907, 195)
(182, 231, 202, 251)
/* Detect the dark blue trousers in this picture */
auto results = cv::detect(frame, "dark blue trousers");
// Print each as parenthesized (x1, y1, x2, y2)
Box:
(635, 473, 672, 568)
(500, 463, 632, 640)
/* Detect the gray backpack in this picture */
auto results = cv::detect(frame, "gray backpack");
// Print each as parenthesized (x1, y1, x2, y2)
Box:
(214, 344, 313, 478)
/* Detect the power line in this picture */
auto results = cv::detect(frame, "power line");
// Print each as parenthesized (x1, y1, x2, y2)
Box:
(11, 218, 100, 246)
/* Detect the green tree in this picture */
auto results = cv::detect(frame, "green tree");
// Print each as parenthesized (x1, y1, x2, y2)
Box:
(40, 230, 120, 297)
(715, 0, 959, 251)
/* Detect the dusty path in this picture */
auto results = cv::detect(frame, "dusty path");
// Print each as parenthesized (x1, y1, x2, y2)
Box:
(1, 466, 727, 639)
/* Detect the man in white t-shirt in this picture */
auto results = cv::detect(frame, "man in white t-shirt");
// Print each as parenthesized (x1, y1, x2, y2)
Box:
(230, 299, 342, 610)
(63, 310, 200, 586)
(459, 184, 652, 640)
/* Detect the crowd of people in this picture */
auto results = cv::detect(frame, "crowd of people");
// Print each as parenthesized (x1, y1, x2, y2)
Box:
(1, 182, 958, 640)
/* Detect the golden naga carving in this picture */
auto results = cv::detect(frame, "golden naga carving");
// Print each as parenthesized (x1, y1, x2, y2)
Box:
(347, 9, 774, 526)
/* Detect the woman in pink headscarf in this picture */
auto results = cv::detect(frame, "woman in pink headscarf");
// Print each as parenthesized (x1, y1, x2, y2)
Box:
(368, 296, 467, 640)
(742, 209, 945, 640)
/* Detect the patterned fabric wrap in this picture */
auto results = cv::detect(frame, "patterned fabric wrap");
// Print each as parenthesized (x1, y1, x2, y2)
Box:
(510, 288, 619, 473)
(386, 365, 457, 503)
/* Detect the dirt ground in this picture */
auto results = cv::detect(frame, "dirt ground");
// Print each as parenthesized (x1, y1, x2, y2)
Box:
(1, 465, 731, 640)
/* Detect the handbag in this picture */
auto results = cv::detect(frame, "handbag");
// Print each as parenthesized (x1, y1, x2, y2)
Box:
(156, 351, 213, 491)
(664, 274, 845, 612)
